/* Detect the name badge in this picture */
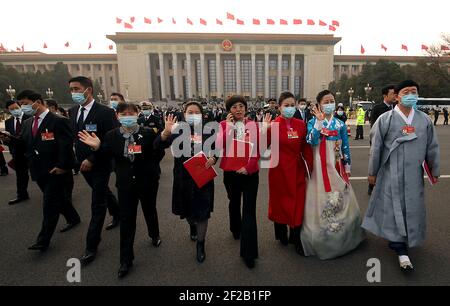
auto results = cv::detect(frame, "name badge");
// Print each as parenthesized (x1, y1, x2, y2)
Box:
(85, 124, 97, 132)
(149, 122, 155, 126)
(41, 131, 55, 141)
(287, 129, 299, 139)
(401, 125, 415, 136)
(191, 134, 202, 144)
(321, 128, 338, 137)
(128, 144, 142, 154)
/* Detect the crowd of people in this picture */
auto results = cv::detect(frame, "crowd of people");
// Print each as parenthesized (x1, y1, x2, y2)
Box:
(0, 77, 441, 279)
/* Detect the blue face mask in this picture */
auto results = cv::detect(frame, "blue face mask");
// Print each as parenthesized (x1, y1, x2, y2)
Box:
(21, 104, 37, 116)
(322, 103, 336, 115)
(142, 110, 152, 117)
(110, 101, 118, 110)
(401, 94, 418, 108)
(119, 116, 138, 128)
(282, 106, 296, 119)
(185, 114, 202, 126)
(72, 90, 87, 105)
(10, 109, 23, 118)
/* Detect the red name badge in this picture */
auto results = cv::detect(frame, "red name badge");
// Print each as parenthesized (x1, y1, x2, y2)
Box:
(287, 129, 299, 139)
(402, 126, 415, 135)
(41, 132, 55, 141)
(321, 128, 338, 137)
(128, 144, 142, 154)
(191, 134, 202, 144)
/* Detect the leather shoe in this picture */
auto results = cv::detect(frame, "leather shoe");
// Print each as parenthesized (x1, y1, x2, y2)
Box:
(8, 196, 30, 205)
(295, 243, 306, 256)
(105, 218, 119, 231)
(152, 236, 162, 247)
(196, 241, 206, 263)
(28, 243, 48, 252)
(118, 262, 133, 279)
(190, 225, 198, 241)
(232, 231, 241, 240)
(60, 221, 80, 233)
(244, 258, 255, 269)
(80, 250, 97, 265)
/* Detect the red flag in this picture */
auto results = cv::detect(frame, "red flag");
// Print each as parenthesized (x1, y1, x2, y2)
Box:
(227, 12, 235, 20)
(280, 19, 288, 25)
(130, 17, 135, 23)
(21, 44, 24, 52)
(124, 22, 133, 29)
(267, 19, 275, 25)
(402, 44, 408, 51)
(16, 47, 21, 52)
(236, 19, 244, 25)
(332, 20, 340, 27)
(441, 45, 450, 51)
(253, 18, 260, 25)
(65, 42, 70, 47)
(187, 18, 193, 25)
(216, 18, 223, 25)
(144, 17, 152, 24)
(158, 18, 163, 23)
(421, 44, 429, 51)
(109, 45, 113, 50)
(116, 17, 122, 24)
(0, 44, 6, 52)
(43, 43, 48, 49)
(319, 20, 327, 26)
(307, 19, 315, 25)
(172, 18, 176, 24)
(329, 25, 336, 31)
(88, 42, 92, 50)
(360, 45, 365, 55)
(381, 44, 387, 52)
(293, 19, 302, 25)
(200, 18, 207, 26)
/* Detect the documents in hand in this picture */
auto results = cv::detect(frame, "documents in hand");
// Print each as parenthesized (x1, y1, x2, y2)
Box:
(221, 139, 254, 172)
(183, 151, 217, 188)
(422, 161, 437, 185)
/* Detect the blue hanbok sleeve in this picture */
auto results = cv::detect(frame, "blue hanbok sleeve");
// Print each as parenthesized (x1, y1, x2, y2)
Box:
(339, 122, 351, 171)
(307, 117, 322, 146)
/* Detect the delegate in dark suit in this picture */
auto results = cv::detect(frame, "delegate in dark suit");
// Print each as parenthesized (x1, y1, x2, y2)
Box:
(68, 101, 120, 253)
(370, 102, 392, 128)
(293, 108, 313, 122)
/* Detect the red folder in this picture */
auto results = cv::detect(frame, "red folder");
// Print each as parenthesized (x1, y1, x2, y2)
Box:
(0, 145, 4, 153)
(221, 139, 254, 172)
(422, 161, 437, 185)
(183, 151, 217, 189)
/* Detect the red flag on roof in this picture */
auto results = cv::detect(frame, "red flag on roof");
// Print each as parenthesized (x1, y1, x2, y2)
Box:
(109, 45, 113, 50)
(144, 17, 151, 24)
(381, 44, 387, 52)
(130, 17, 135, 23)
(237, 19, 244, 25)
(124, 22, 133, 29)
(88, 42, 92, 50)
(158, 18, 163, 23)
(319, 20, 327, 26)
(172, 18, 176, 24)
(332, 20, 340, 27)
(267, 19, 275, 25)
(307, 19, 315, 25)
(441, 45, 450, 51)
(293, 19, 302, 25)
(65, 42, 70, 47)
(227, 12, 235, 20)
(216, 18, 223, 25)
(43, 43, 48, 49)
(116, 17, 122, 24)
(360, 45, 365, 54)
(200, 18, 207, 26)
(402, 44, 408, 51)
(329, 25, 336, 31)
(253, 18, 260, 25)
(421, 44, 429, 51)
(187, 18, 193, 25)
(280, 19, 288, 25)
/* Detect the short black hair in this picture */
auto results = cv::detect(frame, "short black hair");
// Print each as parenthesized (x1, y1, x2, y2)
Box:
(395, 80, 419, 94)
(268, 98, 277, 104)
(5, 99, 19, 109)
(184, 101, 204, 114)
(68, 76, 94, 94)
(316, 90, 333, 103)
(225, 95, 247, 111)
(116, 102, 139, 114)
(45, 99, 58, 109)
(298, 98, 307, 103)
(16, 90, 44, 104)
(111, 92, 125, 102)
(278, 91, 296, 105)
(382, 85, 395, 96)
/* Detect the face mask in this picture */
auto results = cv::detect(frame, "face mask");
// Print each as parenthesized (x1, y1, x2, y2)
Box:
(299, 105, 307, 111)
(186, 114, 202, 126)
(142, 110, 152, 117)
(322, 103, 336, 115)
(401, 94, 418, 108)
(21, 103, 37, 116)
(337, 111, 344, 116)
(110, 101, 118, 110)
(282, 106, 296, 119)
(72, 89, 87, 105)
(10, 109, 23, 118)
(119, 116, 138, 128)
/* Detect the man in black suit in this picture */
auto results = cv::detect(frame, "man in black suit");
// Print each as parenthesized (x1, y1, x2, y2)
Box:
(4, 99, 31, 204)
(1, 91, 79, 251)
(293, 98, 313, 122)
(138, 102, 164, 133)
(68, 76, 120, 264)
(368, 85, 396, 196)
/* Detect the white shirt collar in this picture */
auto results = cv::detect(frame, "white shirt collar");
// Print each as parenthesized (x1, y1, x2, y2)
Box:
(80, 99, 95, 111)
(38, 109, 50, 120)
(383, 101, 391, 108)
(394, 105, 415, 125)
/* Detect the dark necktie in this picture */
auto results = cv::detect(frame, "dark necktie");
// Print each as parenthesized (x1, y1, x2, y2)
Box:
(32, 116, 39, 138)
(15, 118, 21, 136)
(77, 107, 86, 131)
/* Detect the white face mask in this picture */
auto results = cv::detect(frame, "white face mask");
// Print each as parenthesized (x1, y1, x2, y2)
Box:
(299, 104, 307, 110)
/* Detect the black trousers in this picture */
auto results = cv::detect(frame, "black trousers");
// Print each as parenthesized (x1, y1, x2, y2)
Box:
(444, 116, 448, 125)
(82, 169, 119, 252)
(224, 171, 259, 260)
(14, 157, 30, 198)
(0, 152, 6, 170)
(35, 173, 79, 246)
(61, 173, 81, 224)
(389, 242, 408, 256)
(118, 178, 160, 264)
(434, 116, 439, 126)
(355, 125, 364, 139)
(274, 223, 301, 245)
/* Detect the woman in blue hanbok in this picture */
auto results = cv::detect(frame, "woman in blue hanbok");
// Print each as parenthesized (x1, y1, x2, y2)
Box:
(300, 90, 364, 260)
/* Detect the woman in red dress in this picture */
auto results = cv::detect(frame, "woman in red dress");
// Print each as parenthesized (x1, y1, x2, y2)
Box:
(264, 92, 313, 254)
